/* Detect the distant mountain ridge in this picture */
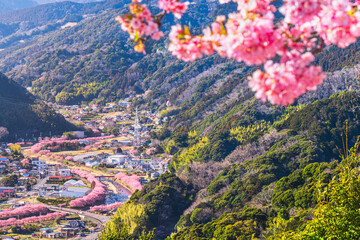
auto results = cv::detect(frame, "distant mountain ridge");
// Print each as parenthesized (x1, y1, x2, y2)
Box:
(0, 0, 236, 105)
(35, 0, 102, 3)
(0, 0, 37, 13)
(0, 72, 77, 138)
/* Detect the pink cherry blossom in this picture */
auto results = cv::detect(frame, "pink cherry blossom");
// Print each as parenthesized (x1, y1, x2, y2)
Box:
(89, 202, 122, 212)
(0, 204, 48, 220)
(69, 169, 107, 208)
(115, 172, 142, 191)
(116, 0, 360, 105)
(315, 0, 360, 48)
(115, 4, 164, 53)
(249, 51, 325, 105)
(21, 159, 30, 165)
(158, 0, 189, 19)
(280, 0, 323, 24)
(0, 212, 66, 228)
(146, 147, 157, 155)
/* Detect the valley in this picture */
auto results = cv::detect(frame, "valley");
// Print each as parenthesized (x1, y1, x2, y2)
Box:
(0, 1, 360, 240)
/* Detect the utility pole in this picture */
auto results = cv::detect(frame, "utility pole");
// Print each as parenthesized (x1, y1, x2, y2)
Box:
(134, 107, 141, 146)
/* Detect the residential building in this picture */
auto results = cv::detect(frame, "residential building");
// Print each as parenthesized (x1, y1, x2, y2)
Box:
(84, 158, 100, 167)
(32, 160, 47, 169)
(73, 153, 99, 162)
(68, 221, 85, 229)
(64, 180, 87, 187)
(60, 186, 90, 198)
(72, 131, 85, 138)
(106, 154, 130, 166)
(60, 227, 80, 238)
(0, 187, 15, 197)
(40, 184, 60, 192)
(0, 158, 9, 164)
(60, 168, 71, 177)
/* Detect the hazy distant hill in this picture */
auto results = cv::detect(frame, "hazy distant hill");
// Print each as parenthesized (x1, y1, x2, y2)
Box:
(35, 0, 101, 3)
(0, 72, 77, 138)
(0, 0, 37, 13)
(0, 0, 236, 105)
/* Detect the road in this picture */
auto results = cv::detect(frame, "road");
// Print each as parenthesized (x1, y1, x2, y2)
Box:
(48, 206, 110, 224)
(48, 206, 111, 240)
(33, 176, 48, 190)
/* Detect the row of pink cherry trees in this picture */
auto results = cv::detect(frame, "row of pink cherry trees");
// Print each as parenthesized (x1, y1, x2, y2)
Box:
(0, 204, 48, 219)
(115, 172, 143, 191)
(69, 169, 107, 208)
(30, 135, 115, 154)
(68, 169, 142, 211)
(89, 173, 142, 212)
(89, 202, 123, 213)
(0, 212, 66, 228)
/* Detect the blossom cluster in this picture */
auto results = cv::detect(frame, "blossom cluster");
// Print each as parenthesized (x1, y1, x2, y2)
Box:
(0, 212, 66, 228)
(0, 204, 48, 219)
(21, 159, 30, 165)
(249, 51, 325, 105)
(69, 169, 107, 208)
(117, 0, 360, 105)
(115, 172, 142, 192)
(39, 135, 114, 145)
(158, 0, 189, 19)
(89, 202, 122, 213)
(145, 147, 157, 155)
(31, 135, 114, 154)
(115, 4, 163, 53)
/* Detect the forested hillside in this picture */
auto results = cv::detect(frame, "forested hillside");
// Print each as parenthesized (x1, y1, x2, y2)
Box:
(0, 0, 240, 105)
(0, 72, 77, 139)
(1, 0, 360, 108)
(1, 0, 360, 239)
(101, 91, 360, 239)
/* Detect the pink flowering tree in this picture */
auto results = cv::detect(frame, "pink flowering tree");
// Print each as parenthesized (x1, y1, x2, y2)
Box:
(84, 145, 92, 151)
(0, 204, 48, 219)
(31, 143, 43, 153)
(21, 159, 30, 166)
(130, 148, 139, 156)
(146, 147, 157, 155)
(69, 169, 107, 208)
(0, 212, 66, 228)
(117, 0, 360, 105)
(89, 202, 122, 213)
(115, 172, 143, 192)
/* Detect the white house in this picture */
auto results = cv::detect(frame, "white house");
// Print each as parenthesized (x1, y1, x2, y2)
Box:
(125, 159, 142, 168)
(60, 168, 71, 177)
(119, 140, 132, 146)
(64, 180, 87, 187)
(106, 154, 130, 166)
(32, 160, 47, 169)
(73, 153, 99, 162)
(60, 186, 90, 198)
(84, 159, 100, 167)
(72, 131, 85, 138)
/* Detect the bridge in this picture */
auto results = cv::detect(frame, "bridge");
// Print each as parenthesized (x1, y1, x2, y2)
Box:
(95, 175, 116, 178)
(48, 206, 110, 225)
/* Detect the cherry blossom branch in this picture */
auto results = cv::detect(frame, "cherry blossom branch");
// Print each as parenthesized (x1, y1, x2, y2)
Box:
(116, 0, 360, 105)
